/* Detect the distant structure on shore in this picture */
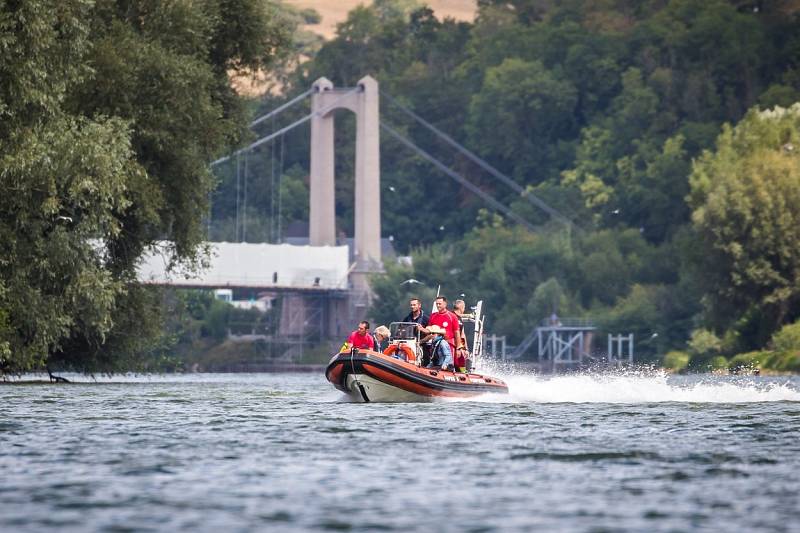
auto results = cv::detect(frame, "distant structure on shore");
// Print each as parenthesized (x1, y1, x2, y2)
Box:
(141, 77, 386, 353)
(487, 316, 634, 371)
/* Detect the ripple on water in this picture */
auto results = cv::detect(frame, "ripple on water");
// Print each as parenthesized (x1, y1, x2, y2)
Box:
(509, 450, 663, 462)
(120, 464, 177, 476)
(655, 470, 692, 481)
(259, 510, 293, 523)
(316, 518, 355, 531)
(703, 467, 751, 478)
(1, 373, 799, 533)
(0, 421, 24, 431)
(319, 426, 364, 433)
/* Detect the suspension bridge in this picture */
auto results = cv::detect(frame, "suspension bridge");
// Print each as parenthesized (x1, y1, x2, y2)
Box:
(138, 75, 595, 359)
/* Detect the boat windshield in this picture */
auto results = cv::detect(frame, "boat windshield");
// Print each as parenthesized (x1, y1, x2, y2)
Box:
(389, 322, 418, 340)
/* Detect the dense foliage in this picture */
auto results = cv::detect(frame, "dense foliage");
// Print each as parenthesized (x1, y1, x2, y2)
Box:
(4, 0, 800, 373)
(225, 0, 800, 367)
(688, 105, 800, 350)
(0, 0, 291, 373)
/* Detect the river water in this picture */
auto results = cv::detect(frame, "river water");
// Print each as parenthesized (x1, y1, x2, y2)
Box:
(2, 369, 799, 532)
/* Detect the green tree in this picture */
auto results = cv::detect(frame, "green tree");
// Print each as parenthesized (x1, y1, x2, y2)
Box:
(663, 350, 690, 372)
(616, 134, 692, 242)
(687, 328, 722, 360)
(526, 277, 574, 325)
(595, 284, 665, 361)
(467, 58, 578, 182)
(607, 68, 660, 147)
(0, 0, 291, 373)
(0, 2, 139, 372)
(771, 320, 800, 354)
(688, 104, 800, 347)
(272, 0, 800, 365)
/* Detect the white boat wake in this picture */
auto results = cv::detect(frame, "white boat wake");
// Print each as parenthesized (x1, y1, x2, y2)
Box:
(464, 364, 800, 403)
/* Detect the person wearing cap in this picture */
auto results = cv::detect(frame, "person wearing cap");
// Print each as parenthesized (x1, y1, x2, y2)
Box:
(346, 321, 375, 350)
(421, 324, 453, 369)
(427, 296, 463, 370)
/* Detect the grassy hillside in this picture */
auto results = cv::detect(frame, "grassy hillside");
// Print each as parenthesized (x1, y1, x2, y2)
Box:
(285, 0, 475, 39)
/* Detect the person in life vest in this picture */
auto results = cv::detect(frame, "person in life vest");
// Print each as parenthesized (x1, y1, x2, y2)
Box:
(421, 325, 452, 369)
(346, 321, 375, 350)
(427, 296, 463, 370)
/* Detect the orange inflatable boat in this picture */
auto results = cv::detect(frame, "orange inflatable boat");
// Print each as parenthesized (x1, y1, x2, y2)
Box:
(325, 348, 508, 402)
(326, 303, 509, 402)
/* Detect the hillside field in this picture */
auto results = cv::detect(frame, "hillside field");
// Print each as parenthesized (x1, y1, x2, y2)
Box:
(285, 0, 476, 39)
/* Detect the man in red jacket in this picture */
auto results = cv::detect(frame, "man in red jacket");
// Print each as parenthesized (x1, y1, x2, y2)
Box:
(347, 321, 375, 350)
(427, 296, 464, 370)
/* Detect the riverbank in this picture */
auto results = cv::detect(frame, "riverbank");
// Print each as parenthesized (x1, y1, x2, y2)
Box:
(186, 362, 325, 373)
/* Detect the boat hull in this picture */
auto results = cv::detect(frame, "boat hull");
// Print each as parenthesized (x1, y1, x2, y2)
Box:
(325, 350, 508, 402)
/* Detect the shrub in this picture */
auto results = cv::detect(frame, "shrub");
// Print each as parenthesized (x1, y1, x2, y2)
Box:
(762, 350, 786, 369)
(663, 350, 690, 372)
(688, 328, 722, 357)
(728, 351, 770, 372)
(771, 321, 800, 352)
(781, 353, 800, 372)
(769, 351, 800, 372)
(709, 355, 729, 372)
(203, 299, 232, 340)
(299, 8, 321, 24)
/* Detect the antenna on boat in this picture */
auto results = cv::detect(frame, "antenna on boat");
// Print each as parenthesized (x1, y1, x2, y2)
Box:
(472, 300, 484, 366)
(431, 285, 440, 314)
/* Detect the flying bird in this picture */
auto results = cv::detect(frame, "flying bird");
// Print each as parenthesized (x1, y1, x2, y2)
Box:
(400, 278, 423, 285)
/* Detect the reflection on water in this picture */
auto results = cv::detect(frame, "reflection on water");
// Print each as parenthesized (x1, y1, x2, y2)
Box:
(2, 371, 799, 532)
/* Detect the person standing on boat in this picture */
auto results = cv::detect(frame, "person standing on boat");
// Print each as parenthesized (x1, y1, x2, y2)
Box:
(453, 299, 470, 372)
(428, 296, 463, 370)
(403, 297, 431, 364)
(403, 297, 429, 328)
(347, 321, 375, 350)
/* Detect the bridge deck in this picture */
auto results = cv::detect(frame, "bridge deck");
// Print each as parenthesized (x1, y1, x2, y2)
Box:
(137, 242, 351, 292)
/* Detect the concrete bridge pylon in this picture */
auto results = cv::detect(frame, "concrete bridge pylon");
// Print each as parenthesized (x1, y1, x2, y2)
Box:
(309, 75, 382, 284)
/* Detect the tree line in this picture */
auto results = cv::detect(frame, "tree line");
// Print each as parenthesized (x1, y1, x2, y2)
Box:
(2, 0, 799, 374)
(0, 0, 292, 374)
(251, 0, 799, 371)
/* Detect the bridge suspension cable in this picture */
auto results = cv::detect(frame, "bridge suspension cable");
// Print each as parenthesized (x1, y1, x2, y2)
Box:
(381, 91, 577, 229)
(242, 152, 249, 242)
(213, 81, 574, 239)
(380, 122, 538, 233)
(270, 115, 277, 243)
(250, 89, 311, 128)
(277, 132, 285, 243)
(234, 154, 241, 241)
(210, 88, 360, 167)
